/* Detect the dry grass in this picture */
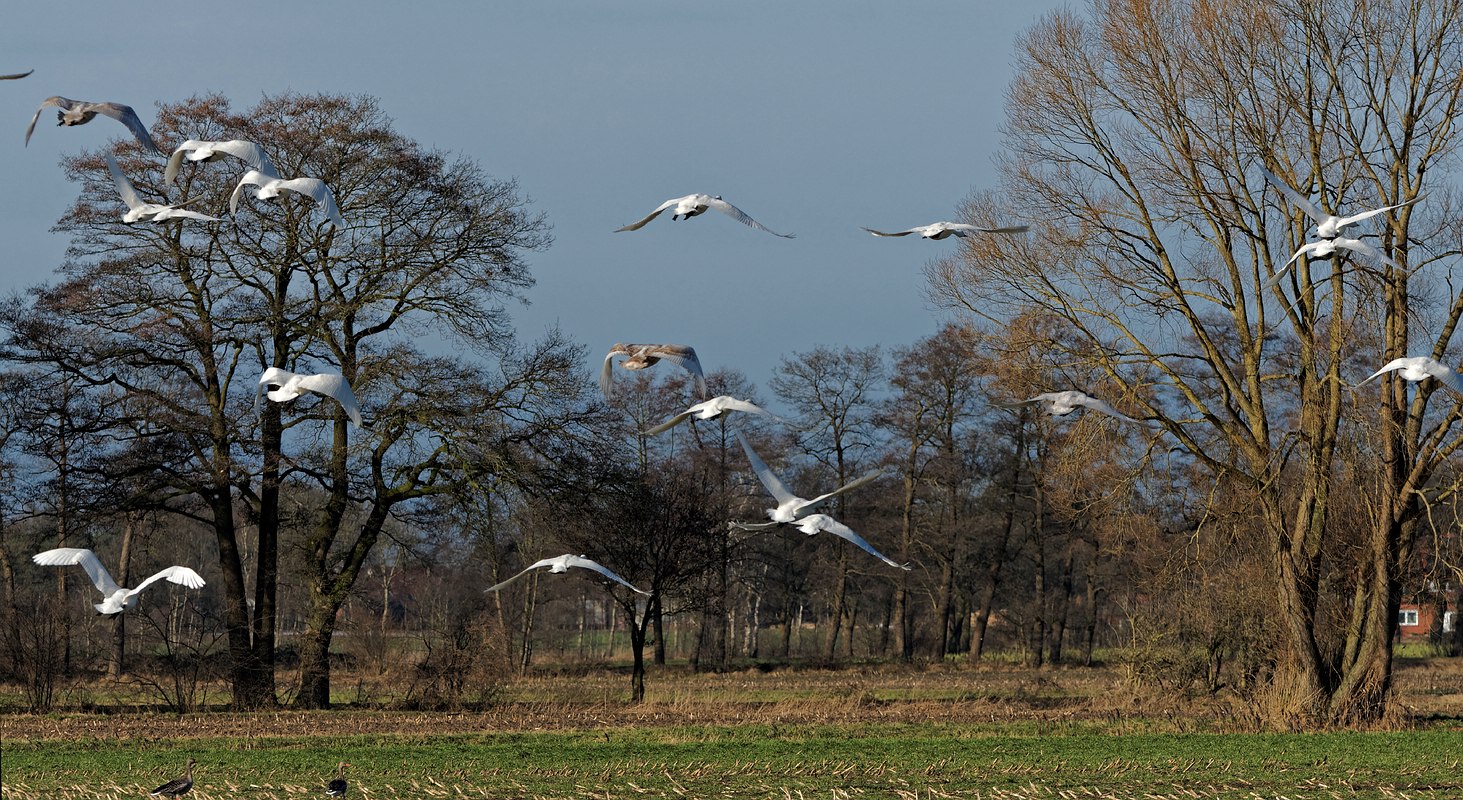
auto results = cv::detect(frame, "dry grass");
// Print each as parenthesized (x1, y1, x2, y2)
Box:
(4, 656, 1461, 744)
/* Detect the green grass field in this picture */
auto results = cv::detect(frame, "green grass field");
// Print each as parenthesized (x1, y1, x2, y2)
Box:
(4, 659, 1462, 799)
(5, 724, 1463, 799)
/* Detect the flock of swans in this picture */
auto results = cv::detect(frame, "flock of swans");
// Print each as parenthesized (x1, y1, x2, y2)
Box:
(10, 71, 1441, 613)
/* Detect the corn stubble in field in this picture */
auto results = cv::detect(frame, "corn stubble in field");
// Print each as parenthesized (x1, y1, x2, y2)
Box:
(3, 664, 1462, 798)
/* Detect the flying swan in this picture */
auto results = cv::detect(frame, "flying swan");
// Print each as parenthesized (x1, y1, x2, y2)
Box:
(485, 554, 649, 595)
(615, 194, 794, 238)
(32, 547, 205, 616)
(25, 96, 161, 154)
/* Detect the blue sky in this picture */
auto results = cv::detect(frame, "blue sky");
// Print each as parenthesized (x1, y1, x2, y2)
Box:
(2, 2, 1065, 395)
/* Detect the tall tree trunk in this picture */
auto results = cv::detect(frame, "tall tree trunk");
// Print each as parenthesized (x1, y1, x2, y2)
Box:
(894, 453, 919, 661)
(1082, 547, 1100, 667)
(935, 557, 955, 659)
(1029, 525, 1046, 669)
(628, 601, 649, 703)
(108, 514, 137, 679)
(1048, 540, 1075, 665)
(823, 547, 849, 661)
(296, 604, 339, 708)
(971, 422, 1024, 662)
(652, 594, 666, 665)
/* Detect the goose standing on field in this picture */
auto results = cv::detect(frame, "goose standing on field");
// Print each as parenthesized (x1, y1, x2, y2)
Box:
(601, 343, 708, 400)
(644, 395, 781, 435)
(326, 762, 350, 797)
(25, 97, 161, 154)
(33, 548, 205, 616)
(230, 169, 346, 228)
(258, 367, 365, 429)
(1355, 356, 1463, 394)
(150, 759, 197, 798)
(862, 221, 1028, 240)
(486, 554, 649, 595)
(1261, 167, 1418, 241)
(997, 390, 1143, 424)
(165, 139, 278, 186)
(105, 155, 220, 224)
(615, 193, 794, 238)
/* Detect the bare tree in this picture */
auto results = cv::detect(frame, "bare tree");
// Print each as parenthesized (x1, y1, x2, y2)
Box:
(880, 324, 986, 659)
(770, 345, 886, 660)
(3, 92, 554, 708)
(929, 0, 1463, 724)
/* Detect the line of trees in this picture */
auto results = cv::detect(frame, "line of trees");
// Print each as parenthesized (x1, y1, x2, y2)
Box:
(3, 0, 1463, 730)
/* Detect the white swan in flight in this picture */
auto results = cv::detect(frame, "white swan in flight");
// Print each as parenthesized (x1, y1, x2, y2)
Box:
(735, 430, 882, 523)
(258, 367, 365, 428)
(998, 390, 1142, 423)
(1261, 168, 1417, 241)
(165, 139, 278, 187)
(105, 155, 219, 224)
(230, 169, 346, 228)
(25, 96, 161, 154)
(485, 554, 649, 595)
(601, 343, 707, 400)
(615, 194, 794, 238)
(1355, 356, 1463, 394)
(732, 431, 903, 568)
(644, 395, 780, 435)
(33, 547, 205, 615)
(862, 221, 1028, 240)
(1267, 236, 1403, 288)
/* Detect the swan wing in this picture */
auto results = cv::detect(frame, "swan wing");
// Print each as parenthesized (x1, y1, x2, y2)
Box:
(230, 170, 271, 215)
(1355, 357, 1412, 388)
(614, 197, 679, 232)
(93, 102, 161, 155)
(862, 226, 917, 237)
(156, 207, 222, 223)
(994, 396, 1046, 410)
(211, 139, 278, 177)
(715, 397, 776, 418)
(1261, 167, 1327, 224)
(1336, 237, 1402, 272)
(735, 429, 797, 506)
(944, 223, 1030, 237)
(1420, 360, 1463, 395)
(644, 410, 695, 436)
(650, 345, 707, 398)
(801, 468, 883, 512)
(484, 561, 549, 592)
(564, 555, 649, 595)
(1333, 196, 1420, 230)
(126, 566, 206, 601)
(104, 154, 144, 210)
(1075, 395, 1140, 423)
(296, 372, 364, 428)
(808, 515, 909, 570)
(599, 347, 624, 398)
(163, 140, 206, 186)
(33, 547, 122, 596)
(24, 96, 71, 146)
(705, 196, 794, 238)
(279, 177, 345, 228)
